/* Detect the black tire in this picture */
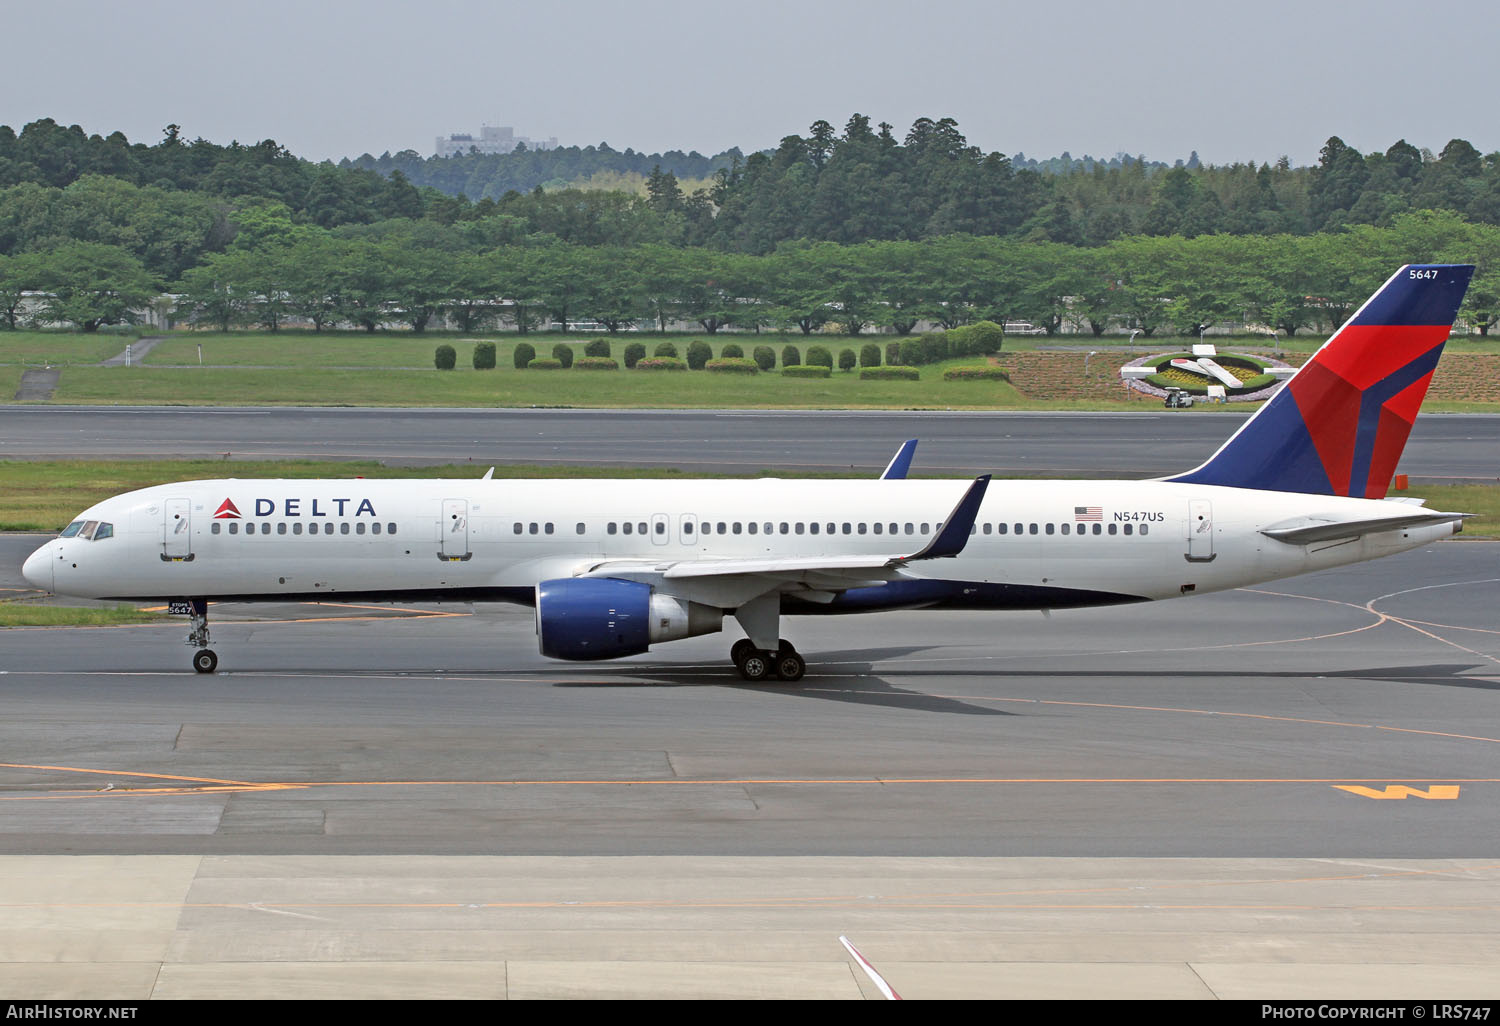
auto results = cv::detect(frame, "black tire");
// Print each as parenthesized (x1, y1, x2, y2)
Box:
(193, 649, 218, 674)
(737, 651, 770, 682)
(772, 650, 805, 682)
(731, 639, 756, 666)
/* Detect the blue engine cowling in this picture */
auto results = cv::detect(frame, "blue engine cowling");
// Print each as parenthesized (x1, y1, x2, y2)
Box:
(536, 578, 651, 660)
(535, 578, 722, 661)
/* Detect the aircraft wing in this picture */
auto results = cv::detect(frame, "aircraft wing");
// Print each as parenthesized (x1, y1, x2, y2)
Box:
(578, 476, 989, 606)
(1260, 509, 1467, 545)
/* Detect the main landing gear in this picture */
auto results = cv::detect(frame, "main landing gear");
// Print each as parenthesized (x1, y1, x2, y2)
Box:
(184, 598, 218, 674)
(730, 638, 805, 683)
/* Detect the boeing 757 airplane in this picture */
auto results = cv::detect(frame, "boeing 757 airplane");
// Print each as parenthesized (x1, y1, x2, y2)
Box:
(22, 264, 1476, 681)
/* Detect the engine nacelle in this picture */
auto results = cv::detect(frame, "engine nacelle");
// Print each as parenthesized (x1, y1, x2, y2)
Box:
(535, 578, 722, 661)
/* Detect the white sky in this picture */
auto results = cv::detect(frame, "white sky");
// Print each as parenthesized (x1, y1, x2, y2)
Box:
(4, 0, 1495, 167)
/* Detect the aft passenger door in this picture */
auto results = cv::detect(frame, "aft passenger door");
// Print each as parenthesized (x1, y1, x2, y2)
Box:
(1186, 499, 1215, 562)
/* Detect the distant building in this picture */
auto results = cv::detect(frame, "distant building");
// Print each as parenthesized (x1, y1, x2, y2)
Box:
(435, 124, 559, 157)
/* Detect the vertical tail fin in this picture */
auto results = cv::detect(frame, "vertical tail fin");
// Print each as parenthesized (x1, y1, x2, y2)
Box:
(1167, 264, 1474, 497)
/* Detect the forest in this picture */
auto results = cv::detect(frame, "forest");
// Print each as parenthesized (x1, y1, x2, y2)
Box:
(1, 115, 1497, 337)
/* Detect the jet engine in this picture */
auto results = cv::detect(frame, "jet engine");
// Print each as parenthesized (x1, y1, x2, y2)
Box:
(535, 578, 722, 660)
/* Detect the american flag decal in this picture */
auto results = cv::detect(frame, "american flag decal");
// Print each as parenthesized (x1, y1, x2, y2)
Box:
(1074, 506, 1102, 521)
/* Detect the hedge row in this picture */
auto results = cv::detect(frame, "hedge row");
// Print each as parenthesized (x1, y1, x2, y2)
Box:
(783, 364, 831, 379)
(706, 358, 759, 374)
(861, 365, 920, 380)
(890, 320, 1004, 366)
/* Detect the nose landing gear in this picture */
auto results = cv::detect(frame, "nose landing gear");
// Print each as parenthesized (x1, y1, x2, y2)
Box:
(183, 598, 217, 674)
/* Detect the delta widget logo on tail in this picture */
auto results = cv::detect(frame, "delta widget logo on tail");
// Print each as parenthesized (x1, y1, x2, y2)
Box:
(212, 499, 242, 519)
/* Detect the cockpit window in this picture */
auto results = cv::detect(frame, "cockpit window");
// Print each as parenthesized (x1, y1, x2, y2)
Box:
(62, 520, 114, 541)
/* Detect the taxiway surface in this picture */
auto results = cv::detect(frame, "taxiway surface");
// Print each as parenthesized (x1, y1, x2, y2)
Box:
(3, 405, 1499, 998)
(3, 531, 1499, 998)
(2, 405, 1497, 479)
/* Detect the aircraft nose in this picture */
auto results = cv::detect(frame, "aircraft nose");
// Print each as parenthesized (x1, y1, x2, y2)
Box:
(21, 542, 54, 593)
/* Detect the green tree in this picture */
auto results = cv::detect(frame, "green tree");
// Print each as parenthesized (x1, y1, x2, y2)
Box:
(35, 241, 155, 331)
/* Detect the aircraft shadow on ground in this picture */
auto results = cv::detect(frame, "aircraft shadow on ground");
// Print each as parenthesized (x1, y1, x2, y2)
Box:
(552, 644, 1013, 715)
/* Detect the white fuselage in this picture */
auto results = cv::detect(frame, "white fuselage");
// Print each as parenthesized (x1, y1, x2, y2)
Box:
(23, 477, 1460, 613)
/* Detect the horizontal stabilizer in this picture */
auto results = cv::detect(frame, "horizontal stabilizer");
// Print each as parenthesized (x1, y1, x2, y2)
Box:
(1260, 509, 1466, 545)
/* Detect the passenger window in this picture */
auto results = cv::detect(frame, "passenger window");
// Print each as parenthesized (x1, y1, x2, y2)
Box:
(356, 523, 366, 535)
(1092, 524, 1101, 535)
(654, 522, 665, 536)
(608, 522, 617, 535)
(262, 523, 270, 534)
(212, 522, 221, 535)
(794, 523, 804, 535)
(763, 522, 772, 535)
(1140, 524, 1150, 536)
(576, 522, 585, 535)
(1029, 524, 1038, 535)
(843, 523, 852, 535)
(529, 523, 539, 535)
(684, 521, 694, 535)
(638, 522, 647, 534)
(921, 523, 930, 534)
(904, 523, 913, 535)
(1123, 523, 1133, 535)
(293, 523, 303, 535)
(1108, 523, 1117, 535)
(622, 522, 632, 535)
(779, 523, 789, 535)
(340, 523, 350, 535)
(748, 522, 758, 535)
(373, 523, 382, 535)
(325, 523, 335, 535)
(807, 523, 817, 535)
(514, 523, 523, 534)
(1061, 523, 1069, 535)
(718, 522, 727, 535)
(1045, 523, 1054, 535)
(732, 523, 742, 535)
(997, 523, 1007, 535)
(229, 522, 238, 535)
(858, 523, 867, 535)
(279, 523, 288, 535)
(982, 523, 992, 534)
(388, 523, 397, 536)
(244, 523, 255, 536)
(545, 523, 554, 535)
(871, 523, 880, 535)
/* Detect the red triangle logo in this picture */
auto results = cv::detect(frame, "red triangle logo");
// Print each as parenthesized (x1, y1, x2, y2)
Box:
(213, 498, 242, 519)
